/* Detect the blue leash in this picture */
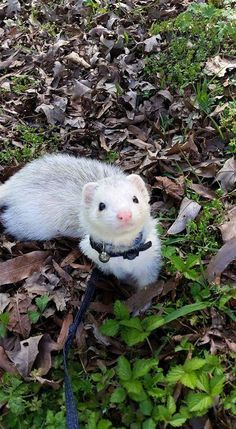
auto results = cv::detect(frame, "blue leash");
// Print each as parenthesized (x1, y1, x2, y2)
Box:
(63, 268, 101, 428)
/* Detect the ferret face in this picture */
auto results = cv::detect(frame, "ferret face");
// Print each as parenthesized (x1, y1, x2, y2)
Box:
(81, 174, 150, 242)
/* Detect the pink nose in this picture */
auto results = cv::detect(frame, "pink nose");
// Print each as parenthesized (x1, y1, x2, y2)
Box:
(117, 210, 132, 223)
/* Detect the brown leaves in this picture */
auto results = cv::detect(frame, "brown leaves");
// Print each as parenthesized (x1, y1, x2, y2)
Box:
(216, 157, 236, 192)
(154, 176, 184, 200)
(0, 251, 49, 286)
(206, 239, 236, 284)
(220, 207, 236, 243)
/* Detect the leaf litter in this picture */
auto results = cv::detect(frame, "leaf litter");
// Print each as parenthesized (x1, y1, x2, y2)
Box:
(0, 0, 236, 427)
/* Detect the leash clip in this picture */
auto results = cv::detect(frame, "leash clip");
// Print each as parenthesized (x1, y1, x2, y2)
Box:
(99, 244, 110, 263)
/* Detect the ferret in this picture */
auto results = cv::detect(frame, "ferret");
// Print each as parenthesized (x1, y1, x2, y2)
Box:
(0, 154, 161, 288)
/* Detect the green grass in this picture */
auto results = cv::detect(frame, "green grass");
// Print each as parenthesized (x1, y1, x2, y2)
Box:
(0, 124, 60, 164)
(145, 3, 236, 91)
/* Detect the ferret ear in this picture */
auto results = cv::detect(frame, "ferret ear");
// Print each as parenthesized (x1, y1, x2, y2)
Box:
(127, 174, 149, 200)
(82, 182, 97, 205)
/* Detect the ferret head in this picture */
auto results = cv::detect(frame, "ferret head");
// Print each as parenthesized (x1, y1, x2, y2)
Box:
(81, 174, 150, 245)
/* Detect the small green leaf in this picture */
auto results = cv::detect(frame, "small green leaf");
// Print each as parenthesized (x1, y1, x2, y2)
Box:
(97, 419, 112, 429)
(119, 317, 143, 331)
(196, 373, 210, 393)
(148, 387, 165, 399)
(28, 311, 40, 324)
(117, 356, 132, 381)
(121, 327, 148, 346)
(142, 315, 165, 332)
(181, 372, 198, 389)
(110, 387, 126, 403)
(129, 390, 148, 403)
(142, 418, 156, 429)
(152, 405, 170, 422)
(187, 392, 213, 412)
(186, 254, 200, 268)
(100, 319, 120, 337)
(35, 295, 50, 313)
(183, 357, 206, 372)
(166, 365, 185, 383)
(167, 396, 176, 415)
(139, 399, 153, 416)
(169, 414, 187, 427)
(209, 374, 225, 396)
(113, 300, 130, 320)
(132, 359, 157, 379)
(171, 255, 186, 271)
(123, 380, 143, 394)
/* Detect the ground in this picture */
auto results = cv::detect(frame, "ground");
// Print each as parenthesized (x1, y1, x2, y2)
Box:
(0, 0, 236, 428)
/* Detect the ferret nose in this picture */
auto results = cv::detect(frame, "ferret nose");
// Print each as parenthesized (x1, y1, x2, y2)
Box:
(117, 210, 132, 223)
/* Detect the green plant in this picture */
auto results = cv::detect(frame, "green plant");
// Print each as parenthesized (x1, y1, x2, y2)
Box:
(0, 312, 10, 337)
(28, 295, 51, 324)
(0, 125, 59, 164)
(146, 3, 236, 90)
(78, 352, 232, 428)
(104, 151, 119, 163)
(100, 300, 209, 346)
(11, 75, 39, 94)
(0, 373, 66, 428)
(220, 100, 236, 138)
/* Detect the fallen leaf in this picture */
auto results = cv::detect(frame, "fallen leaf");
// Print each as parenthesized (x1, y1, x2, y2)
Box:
(0, 293, 11, 312)
(189, 183, 216, 200)
(35, 334, 61, 376)
(167, 197, 201, 234)
(219, 207, 236, 243)
(0, 50, 19, 70)
(0, 251, 49, 286)
(143, 35, 161, 53)
(57, 314, 74, 348)
(0, 346, 18, 374)
(154, 176, 184, 200)
(206, 238, 236, 283)
(216, 157, 236, 192)
(66, 52, 91, 68)
(6, 335, 43, 377)
(8, 294, 36, 337)
(34, 375, 61, 389)
(204, 55, 236, 77)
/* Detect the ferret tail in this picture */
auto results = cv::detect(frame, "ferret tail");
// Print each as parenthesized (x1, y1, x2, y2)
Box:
(0, 184, 7, 207)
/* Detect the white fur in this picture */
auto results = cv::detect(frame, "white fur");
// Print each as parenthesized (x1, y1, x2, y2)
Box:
(0, 154, 161, 288)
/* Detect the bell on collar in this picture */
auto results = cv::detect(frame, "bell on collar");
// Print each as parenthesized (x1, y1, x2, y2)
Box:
(99, 251, 110, 263)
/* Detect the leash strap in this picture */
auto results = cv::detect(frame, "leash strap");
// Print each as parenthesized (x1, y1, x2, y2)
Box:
(63, 268, 101, 429)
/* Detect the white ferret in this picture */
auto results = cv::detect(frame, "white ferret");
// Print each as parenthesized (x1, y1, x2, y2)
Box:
(0, 154, 161, 288)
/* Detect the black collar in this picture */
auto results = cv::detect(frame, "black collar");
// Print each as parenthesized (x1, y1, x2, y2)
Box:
(89, 232, 152, 263)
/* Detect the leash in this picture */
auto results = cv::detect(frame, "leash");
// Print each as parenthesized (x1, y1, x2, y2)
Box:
(63, 267, 101, 429)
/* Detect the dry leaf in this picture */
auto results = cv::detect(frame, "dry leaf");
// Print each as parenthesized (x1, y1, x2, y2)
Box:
(8, 294, 36, 337)
(6, 335, 43, 377)
(189, 183, 216, 200)
(0, 251, 49, 286)
(0, 293, 11, 312)
(167, 197, 201, 234)
(35, 334, 61, 376)
(219, 207, 236, 243)
(204, 55, 236, 77)
(216, 157, 236, 192)
(154, 176, 184, 200)
(0, 346, 18, 374)
(143, 35, 160, 53)
(206, 238, 236, 283)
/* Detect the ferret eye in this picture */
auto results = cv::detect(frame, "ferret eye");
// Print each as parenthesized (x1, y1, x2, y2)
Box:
(99, 202, 106, 211)
(133, 196, 139, 204)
